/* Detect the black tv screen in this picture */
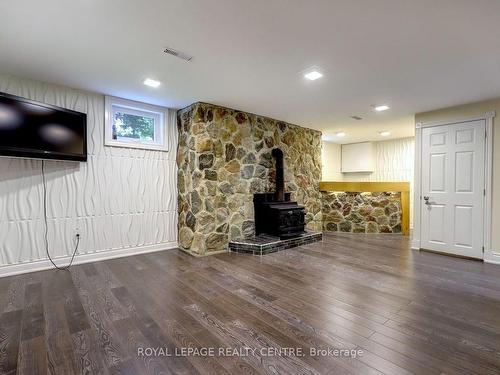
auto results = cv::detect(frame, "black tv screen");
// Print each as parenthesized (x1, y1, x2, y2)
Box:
(0, 92, 87, 161)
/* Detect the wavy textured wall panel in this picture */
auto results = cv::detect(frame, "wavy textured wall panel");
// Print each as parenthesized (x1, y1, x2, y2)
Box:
(0, 75, 178, 270)
(341, 137, 415, 226)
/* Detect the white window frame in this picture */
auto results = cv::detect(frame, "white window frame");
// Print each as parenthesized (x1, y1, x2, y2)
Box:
(104, 95, 169, 151)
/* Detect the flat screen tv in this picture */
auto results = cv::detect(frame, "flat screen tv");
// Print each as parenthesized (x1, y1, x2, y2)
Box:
(0, 92, 87, 162)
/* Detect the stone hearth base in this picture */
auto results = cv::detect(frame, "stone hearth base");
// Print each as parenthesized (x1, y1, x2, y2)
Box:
(229, 231, 322, 255)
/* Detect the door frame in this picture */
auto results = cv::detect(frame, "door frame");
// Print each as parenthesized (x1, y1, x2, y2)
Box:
(412, 111, 495, 262)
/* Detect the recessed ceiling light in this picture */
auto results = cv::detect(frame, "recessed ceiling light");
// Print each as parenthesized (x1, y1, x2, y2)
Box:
(335, 131, 346, 137)
(304, 70, 323, 81)
(379, 130, 391, 137)
(143, 78, 161, 88)
(374, 104, 390, 112)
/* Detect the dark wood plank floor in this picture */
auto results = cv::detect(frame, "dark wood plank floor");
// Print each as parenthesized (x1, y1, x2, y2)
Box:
(2, 232, 500, 374)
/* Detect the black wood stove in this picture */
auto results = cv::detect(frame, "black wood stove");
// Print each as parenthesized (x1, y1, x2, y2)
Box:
(254, 148, 306, 239)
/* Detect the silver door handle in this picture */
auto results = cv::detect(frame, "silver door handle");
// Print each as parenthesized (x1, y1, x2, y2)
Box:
(423, 196, 431, 205)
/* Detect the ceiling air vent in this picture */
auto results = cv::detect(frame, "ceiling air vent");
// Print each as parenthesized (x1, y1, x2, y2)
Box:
(350, 115, 363, 120)
(163, 47, 193, 62)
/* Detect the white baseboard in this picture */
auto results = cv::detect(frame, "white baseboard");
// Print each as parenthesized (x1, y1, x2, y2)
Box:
(411, 239, 421, 250)
(484, 250, 500, 265)
(484, 259, 500, 265)
(0, 241, 178, 278)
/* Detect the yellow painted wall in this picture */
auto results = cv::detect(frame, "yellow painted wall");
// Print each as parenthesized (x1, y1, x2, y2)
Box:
(415, 97, 500, 251)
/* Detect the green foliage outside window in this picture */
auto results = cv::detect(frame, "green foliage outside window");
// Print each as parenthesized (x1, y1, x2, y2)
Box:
(114, 112, 155, 141)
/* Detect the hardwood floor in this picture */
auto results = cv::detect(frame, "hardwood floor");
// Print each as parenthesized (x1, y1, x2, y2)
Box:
(2, 232, 500, 374)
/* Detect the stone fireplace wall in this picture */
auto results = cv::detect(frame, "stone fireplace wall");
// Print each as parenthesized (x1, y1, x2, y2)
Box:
(177, 102, 322, 256)
(322, 192, 402, 233)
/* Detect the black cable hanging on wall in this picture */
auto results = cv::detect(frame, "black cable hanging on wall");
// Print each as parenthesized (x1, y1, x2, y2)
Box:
(41, 160, 80, 270)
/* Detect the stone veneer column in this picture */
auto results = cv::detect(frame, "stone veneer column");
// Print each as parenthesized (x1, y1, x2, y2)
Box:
(177, 102, 322, 256)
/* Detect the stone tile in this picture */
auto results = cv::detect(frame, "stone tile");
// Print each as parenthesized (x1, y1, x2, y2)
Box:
(229, 231, 322, 255)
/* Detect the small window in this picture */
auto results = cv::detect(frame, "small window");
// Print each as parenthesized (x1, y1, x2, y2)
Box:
(104, 96, 169, 151)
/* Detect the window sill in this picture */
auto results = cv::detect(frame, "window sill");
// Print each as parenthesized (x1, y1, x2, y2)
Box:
(104, 139, 168, 151)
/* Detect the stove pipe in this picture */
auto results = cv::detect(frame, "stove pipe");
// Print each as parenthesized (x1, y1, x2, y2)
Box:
(272, 148, 285, 202)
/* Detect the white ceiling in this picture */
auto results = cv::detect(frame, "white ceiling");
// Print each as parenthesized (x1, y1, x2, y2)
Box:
(2, 0, 500, 143)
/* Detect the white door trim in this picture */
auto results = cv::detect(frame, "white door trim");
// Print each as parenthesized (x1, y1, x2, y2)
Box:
(413, 111, 495, 262)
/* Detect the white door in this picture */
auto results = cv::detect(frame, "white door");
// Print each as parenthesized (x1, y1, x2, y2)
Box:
(421, 120, 485, 259)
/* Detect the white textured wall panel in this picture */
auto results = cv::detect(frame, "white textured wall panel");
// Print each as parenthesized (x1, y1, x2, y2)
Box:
(0, 75, 178, 269)
(322, 138, 414, 227)
(341, 137, 415, 226)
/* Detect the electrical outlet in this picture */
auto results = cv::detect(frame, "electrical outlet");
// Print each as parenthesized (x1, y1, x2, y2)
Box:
(73, 227, 81, 239)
